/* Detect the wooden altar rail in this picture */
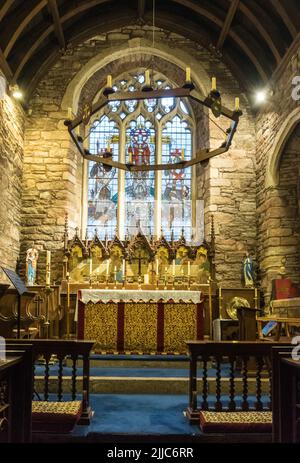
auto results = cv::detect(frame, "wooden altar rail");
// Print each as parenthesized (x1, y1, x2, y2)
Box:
(185, 341, 285, 423)
(6, 339, 94, 424)
(272, 346, 300, 443)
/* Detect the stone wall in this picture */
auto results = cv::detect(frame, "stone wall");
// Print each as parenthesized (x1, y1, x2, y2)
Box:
(0, 81, 24, 282)
(21, 25, 256, 285)
(256, 49, 300, 300)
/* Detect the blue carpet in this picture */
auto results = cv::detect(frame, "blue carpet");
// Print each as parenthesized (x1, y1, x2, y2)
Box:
(34, 364, 239, 378)
(35, 393, 270, 437)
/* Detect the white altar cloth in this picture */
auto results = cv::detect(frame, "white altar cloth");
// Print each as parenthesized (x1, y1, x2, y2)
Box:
(78, 289, 201, 304)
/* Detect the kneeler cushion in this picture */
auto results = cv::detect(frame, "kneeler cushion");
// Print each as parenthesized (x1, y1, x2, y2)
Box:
(32, 401, 82, 433)
(199, 411, 272, 434)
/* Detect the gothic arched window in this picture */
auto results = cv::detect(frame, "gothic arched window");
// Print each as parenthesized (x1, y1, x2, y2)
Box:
(86, 70, 196, 241)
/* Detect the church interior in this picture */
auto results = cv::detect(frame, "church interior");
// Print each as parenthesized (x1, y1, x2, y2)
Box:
(0, 0, 300, 446)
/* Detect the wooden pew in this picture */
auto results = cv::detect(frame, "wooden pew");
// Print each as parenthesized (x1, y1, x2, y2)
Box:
(0, 344, 33, 442)
(272, 346, 300, 442)
(6, 339, 94, 439)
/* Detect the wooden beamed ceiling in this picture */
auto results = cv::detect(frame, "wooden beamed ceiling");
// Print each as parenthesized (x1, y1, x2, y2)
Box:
(0, 0, 298, 99)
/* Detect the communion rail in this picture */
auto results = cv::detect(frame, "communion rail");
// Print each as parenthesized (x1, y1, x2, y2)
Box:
(6, 339, 94, 424)
(185, 340, 284, 423)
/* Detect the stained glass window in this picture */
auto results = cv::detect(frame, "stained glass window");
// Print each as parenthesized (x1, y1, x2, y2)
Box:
(87, 70, 196, 242)
(88, 116, 119, 238)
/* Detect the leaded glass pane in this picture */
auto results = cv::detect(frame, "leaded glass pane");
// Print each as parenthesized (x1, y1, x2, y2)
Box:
(161, 115, 192, 240)
(88, 116, 119, 238)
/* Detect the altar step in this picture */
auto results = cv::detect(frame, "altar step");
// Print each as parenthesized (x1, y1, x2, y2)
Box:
(34, 363, 270, 395)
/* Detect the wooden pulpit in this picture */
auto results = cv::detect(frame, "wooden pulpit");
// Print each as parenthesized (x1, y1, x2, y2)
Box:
(236, 306, 258, 341)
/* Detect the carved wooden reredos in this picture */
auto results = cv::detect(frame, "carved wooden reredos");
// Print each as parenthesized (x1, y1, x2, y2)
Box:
(63, 213, 215, 284)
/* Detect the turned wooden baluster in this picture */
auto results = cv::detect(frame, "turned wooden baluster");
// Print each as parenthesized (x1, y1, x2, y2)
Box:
(255, 355, 263, 411)
(215, 354, 222, 411)
(43, 353, 51, 401)
(201, 355, 209, 411)
(228, 355, 236, 411)
(189, 352, 198, 412)
(57, 354, 64, 402)
(242, 355, 249, 411)
(71, 354, 78, 400)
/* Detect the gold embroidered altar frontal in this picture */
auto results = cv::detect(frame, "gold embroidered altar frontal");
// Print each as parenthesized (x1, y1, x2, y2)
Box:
(164, 303, 197, 353)
(84, 302, 118, 351)
(77, 290, 204, 354)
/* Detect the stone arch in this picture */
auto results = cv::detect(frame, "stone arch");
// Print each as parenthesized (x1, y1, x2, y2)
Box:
(61, 38, 210, 114)
(266, 107, 300, 189)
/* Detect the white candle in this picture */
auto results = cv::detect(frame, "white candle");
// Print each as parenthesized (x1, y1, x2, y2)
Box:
(46, 250, 51, 285)
(144, 274, 149, 284)
(89, 257, 93, 275)
(106, 259, 110, 275)
(172, 259, 175, 276)
(122, 259, 125, 276)
(156, 258, 159, 275)
(187, 261, 190, 276)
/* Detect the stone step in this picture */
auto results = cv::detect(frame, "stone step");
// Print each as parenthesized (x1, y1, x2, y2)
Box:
(34, 375, 270, 395)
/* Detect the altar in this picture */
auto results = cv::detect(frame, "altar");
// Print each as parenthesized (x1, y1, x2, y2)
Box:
(77, 289, 204, 354)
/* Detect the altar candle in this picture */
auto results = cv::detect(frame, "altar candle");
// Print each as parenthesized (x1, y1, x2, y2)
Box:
(46, 251, 51, 285)
(145, 70, 150, 86)
(187, 261, 190, 276)
(144, 274, 149, 284)
(185, 67, 191, 82)
(89, 257, 93, 275)
(172, 259, 176, 276)
(107, 74, 112, 87)
(156, 258, 159, 275)
(235, 97, 240, 111)
(211, 77, 217, 91)
(106, 259, 110, 275)
(122, 259, 125, 276)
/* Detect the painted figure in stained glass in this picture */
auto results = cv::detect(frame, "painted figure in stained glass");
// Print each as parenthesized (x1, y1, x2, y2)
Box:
(125, 117, 155, 235)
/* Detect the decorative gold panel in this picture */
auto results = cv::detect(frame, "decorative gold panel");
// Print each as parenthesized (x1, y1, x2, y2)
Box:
(124, 303, 157, 352)
(84, 302, 118, 351)
(164, 303, 197, 353)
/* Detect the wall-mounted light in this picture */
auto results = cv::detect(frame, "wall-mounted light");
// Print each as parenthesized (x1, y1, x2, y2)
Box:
(254, 89, 267, 105)
(9, 84, 23, 100)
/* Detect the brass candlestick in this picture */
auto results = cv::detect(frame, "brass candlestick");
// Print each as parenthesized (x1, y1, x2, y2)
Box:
(156, 274, 159, 290)
(164, 275, 167, 291)
(44, 285, 53, 339)
(138, 275, 142, 290)
(66, 274, 71, 339)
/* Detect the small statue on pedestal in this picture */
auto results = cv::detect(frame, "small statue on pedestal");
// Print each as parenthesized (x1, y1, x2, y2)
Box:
(26, 247, 39, 286)
(242, 250, 255, 288)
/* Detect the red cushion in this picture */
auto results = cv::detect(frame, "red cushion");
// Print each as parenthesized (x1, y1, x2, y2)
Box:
(32, 401, 82, 434)
(199, 411, 272, 434)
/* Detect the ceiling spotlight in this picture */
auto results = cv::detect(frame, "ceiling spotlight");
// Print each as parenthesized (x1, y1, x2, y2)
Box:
(255, 89, 267, 104)
(10, 84, 23, 100)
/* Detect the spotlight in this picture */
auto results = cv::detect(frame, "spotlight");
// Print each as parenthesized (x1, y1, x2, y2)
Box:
(255, 89, 267, 104)
(10, 84, 23, 100)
